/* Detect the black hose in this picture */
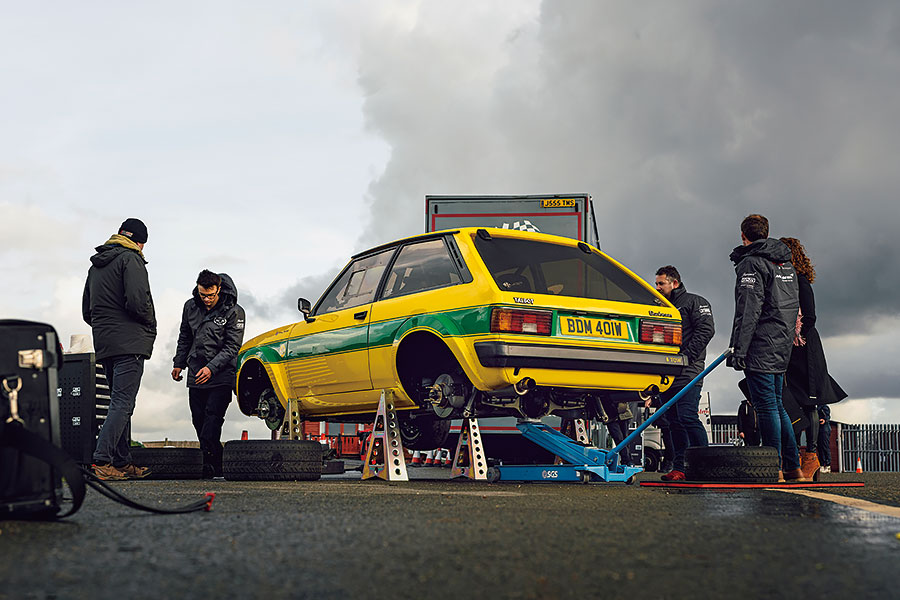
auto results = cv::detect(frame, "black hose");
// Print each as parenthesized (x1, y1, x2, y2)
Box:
(79, 466, 215, 514)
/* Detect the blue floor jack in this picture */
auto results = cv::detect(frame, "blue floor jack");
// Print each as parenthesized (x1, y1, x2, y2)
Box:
(487, 348, 733, 484)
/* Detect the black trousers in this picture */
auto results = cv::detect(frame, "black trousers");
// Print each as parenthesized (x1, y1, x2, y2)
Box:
(189, 386, 232, 476)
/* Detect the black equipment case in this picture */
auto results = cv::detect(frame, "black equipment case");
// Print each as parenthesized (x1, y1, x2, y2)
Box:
(0, 320, 64, 519)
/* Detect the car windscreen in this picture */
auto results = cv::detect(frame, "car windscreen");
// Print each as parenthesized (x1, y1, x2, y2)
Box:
(473, 237, 661, 306)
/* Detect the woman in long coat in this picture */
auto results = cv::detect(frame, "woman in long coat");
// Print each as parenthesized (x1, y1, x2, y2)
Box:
(780, 237, 847, 480)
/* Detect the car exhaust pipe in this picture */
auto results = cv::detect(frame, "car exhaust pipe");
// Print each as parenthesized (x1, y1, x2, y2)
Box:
(639, 384, 660, 403)
(515, 377, 536, 395)
(491, 377, 536, 399)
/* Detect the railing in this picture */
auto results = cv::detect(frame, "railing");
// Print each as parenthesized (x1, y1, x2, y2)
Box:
(711, 423, 739, 445)
(839, 424, 900, 473)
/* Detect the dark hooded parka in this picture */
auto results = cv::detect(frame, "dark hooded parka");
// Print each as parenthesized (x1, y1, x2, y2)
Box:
(729, 238, 800, 373)
(172, 273, 245, 388)
(82, 236, 157, 360)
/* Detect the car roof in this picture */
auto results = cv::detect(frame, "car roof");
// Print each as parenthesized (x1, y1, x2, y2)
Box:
(351, 227, 582, 260)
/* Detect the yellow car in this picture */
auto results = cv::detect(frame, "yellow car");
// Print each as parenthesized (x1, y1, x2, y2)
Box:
(236, 227, 685, 449)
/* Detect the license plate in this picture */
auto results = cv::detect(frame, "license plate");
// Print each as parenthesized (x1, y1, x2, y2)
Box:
(541, 198, 576, 208)
(560, 316, 629, 340)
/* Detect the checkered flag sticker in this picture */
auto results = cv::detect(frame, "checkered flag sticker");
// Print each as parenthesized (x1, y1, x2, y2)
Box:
(500, 220, 541, 233)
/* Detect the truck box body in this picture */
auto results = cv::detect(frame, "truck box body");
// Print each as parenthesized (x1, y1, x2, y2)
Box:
(425, 194, 599, 248)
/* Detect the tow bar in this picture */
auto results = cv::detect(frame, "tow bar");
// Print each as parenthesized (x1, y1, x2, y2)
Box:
(488, 348, 733, 484)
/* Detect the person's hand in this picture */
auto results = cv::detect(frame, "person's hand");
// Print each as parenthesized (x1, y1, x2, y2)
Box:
(820, 418, 826, 425)
(739, 432, 745, 438)
(171, 367, 183, 381)
(731, 355, 746, 371)
(195, 366, 212, 385)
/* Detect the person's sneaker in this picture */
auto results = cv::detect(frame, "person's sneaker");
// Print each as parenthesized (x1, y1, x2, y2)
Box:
(660, 470, 686, 482)
(92, 463, 127, 481)
(119, 464, 151, 479)
(820, 466, 831, 474)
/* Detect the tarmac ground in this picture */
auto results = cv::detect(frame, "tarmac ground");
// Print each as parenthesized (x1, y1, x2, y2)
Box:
(2, 468, 899, 599)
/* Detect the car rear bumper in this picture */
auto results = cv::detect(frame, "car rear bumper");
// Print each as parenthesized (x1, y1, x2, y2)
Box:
(473, 341, 686, 376)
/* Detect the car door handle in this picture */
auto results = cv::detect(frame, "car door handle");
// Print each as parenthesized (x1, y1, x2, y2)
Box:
(354, 311, 368, 320)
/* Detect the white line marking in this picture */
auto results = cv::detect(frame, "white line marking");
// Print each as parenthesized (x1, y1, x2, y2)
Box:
(773, 488, 900, 518)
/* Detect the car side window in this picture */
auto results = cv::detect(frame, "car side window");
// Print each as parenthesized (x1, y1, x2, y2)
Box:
(380, 238, 461, 299)
(315, 249, 394, 315)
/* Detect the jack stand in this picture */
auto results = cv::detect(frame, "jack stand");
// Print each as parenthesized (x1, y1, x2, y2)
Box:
(283, 398, 302, 440)
(362, 390, 409, 481)
(554, 419, 590, 464)
(451, 418, 488, 480)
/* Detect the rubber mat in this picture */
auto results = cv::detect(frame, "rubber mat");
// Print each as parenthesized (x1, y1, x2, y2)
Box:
(640, 481, 865, 489)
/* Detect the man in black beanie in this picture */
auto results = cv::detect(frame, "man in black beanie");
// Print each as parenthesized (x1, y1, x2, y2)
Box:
(82, 218, 156, 480)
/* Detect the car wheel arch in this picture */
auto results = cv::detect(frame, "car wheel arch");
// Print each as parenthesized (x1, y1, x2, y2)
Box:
(236, 358, 288, 416)
(394, 329, 477, 403)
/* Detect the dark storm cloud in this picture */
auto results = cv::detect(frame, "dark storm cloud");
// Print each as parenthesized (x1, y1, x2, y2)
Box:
(353, 1, 900, 417)
(357, 0, 900, 340)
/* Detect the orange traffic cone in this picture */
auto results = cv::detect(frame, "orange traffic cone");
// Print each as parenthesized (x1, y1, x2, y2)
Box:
(856, 457, 863, 474)
(241, 430, 248, 441)
(423, 450, 435, 466)
(411, 451, 422, 466)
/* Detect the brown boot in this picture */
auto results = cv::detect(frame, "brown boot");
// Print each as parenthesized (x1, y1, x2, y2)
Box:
(800, 451, 820, 482)
(783, 468, 810, 482)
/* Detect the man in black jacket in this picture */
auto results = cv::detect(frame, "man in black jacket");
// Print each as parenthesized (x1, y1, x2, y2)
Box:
(82, 218, 156, 480)
(729, 214, 805, 481)
(652, 266, 715, 481)
(172, 270, 245, 478)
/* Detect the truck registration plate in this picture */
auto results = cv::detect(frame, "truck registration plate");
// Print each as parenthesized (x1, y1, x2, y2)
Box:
(560, 316, 629, 340)
(541, 198, 576, 208)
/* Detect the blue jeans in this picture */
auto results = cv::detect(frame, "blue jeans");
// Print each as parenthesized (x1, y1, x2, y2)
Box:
(818, 419, 832, 467)
(93, 355, 144, 467)
(745, 372, 800, 471)
(662, 382, 709, 472)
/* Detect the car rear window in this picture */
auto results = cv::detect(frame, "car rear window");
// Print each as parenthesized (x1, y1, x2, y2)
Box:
(473, 237, 660, 306)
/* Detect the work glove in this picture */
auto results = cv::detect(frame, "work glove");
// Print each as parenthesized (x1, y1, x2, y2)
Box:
(730, 355, 746, 371)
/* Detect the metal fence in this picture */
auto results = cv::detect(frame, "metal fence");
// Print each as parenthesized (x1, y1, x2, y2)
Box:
(711, 423, 739, 445)
(838, 424, 900, 473)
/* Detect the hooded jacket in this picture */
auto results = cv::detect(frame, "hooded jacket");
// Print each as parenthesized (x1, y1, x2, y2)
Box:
(173, 273, 246, 389)
(82, 236, 157, 360)
(668, 284, 715, 387)
(729, 238, 799, 373)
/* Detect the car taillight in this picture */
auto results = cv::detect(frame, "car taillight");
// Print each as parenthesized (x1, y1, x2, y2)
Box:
(639, 320, 682, 346)
(491, 308, 552, 336)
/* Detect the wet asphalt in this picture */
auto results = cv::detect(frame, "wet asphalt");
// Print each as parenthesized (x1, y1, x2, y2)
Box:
(2, 470, 899, 600)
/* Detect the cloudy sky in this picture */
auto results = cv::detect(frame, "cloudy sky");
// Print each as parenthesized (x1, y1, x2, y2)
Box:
(3, 1, 898, 443)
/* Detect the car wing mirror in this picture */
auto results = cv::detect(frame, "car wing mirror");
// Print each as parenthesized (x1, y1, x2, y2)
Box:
(298, 297, 313, 321)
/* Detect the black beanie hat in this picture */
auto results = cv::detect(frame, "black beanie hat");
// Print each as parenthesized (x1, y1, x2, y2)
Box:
(118, 218, 148, 244)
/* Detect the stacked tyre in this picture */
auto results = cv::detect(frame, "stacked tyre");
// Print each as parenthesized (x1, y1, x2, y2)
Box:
(684, 446, 780, 483)
(223, 440, 323, 481)
(129, 447, 203, 480)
